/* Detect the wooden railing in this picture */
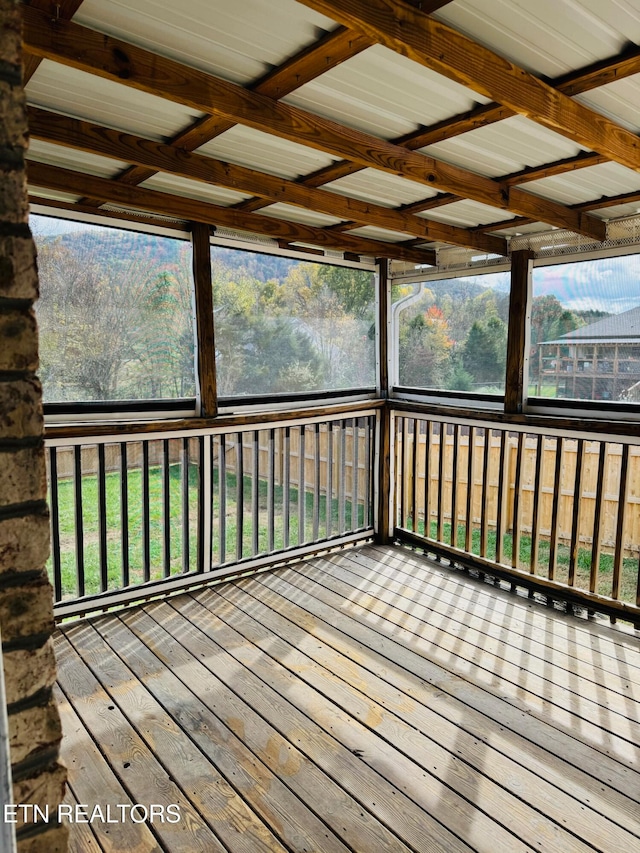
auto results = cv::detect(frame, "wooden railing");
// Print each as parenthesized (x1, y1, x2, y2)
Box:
(391, 409, 640, 624)
(45, 404, 379, 619)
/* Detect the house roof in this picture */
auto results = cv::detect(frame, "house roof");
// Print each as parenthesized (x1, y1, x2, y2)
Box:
(545, 305, 640, 344)
(21, 0, 640, 267)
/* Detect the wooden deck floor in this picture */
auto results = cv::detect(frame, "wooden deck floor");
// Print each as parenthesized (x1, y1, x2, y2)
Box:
(54, 544, 640, 853)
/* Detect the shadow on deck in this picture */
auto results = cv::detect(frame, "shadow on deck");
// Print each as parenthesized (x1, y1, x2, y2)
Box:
(54, 543, 640, 852)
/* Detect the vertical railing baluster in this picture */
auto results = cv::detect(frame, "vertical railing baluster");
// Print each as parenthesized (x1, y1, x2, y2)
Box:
(298, 425, 306, 545)
(437, 422, 446, 544)
(495, 431, 507, 565)
(236, 432, 244, 561)
(529, 434, 544, 576)
(548, 436, 563, 581)
(568, 439, 585, 588)
(181, 437, 190, 573)
(48, 447, 62, 602)
(142, 441, 151, 583)
(511, 433, 524, 570)
(589, 442, 607, 595)
(283, 426, 291, 547)
(364, 416, 372, 528)
(252, 430, 259, 557)
(219, 434, 227, 565)
(450, 425, 459, 548)
(120, 442, 130, 588)
(399, 417, 407, 529)
(465, 427, 475, 553)
(339, 420, 346, 536)
(162, 439, 171, 577)
(268, 429, 275, 553)
(73, 445, 85, 598)
(196, 437, 205, 573)
(480, 427, 490, 558)
(97, 444, 108, 591)
(325, 422, 334, 538)
(411, 417, 419, 532)
(314, 423, 321, 541)
(612, 443, 630, 602)
(352, 418, 359, 531)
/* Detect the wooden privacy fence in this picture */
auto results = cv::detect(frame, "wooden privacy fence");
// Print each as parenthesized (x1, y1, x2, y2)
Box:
(398, 427, 640, 556)
(394, 413, 640, 619)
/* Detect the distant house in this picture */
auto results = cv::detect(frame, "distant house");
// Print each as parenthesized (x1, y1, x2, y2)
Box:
(537, 306, 640, 401)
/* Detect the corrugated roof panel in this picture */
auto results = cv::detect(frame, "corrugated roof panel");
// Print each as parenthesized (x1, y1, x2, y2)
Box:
(523, 162, 640, 207)
(75, 0, 335, 85)
(344, 225, 417, 242)
(418, 199, 514, 228)
(140, 174, 252, 207)
(576, 77, 640, 134)
(487, 222, 550, 238)
(324, 169, 437, 207)
(591, 203, 640, 220)
(28, 187, 82, 204)
(27, 139, 129, 177)
(256, 203, 343, 228)
(434, 0, 640, 78)
(421, 116, 586, 179)
(26, 61, 201, 141)
(283, 44, 490, 139)
(195, 125, 338, 180)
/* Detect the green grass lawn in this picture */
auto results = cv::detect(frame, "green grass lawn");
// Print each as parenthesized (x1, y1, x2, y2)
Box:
(48, 464, 365, 600)
(406, 517, 638, 605)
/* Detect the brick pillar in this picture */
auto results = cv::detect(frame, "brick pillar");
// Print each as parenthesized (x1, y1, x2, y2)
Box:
(0, 2, 68, 851)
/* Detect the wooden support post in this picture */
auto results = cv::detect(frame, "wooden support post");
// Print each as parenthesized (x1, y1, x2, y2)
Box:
(376, 258, 392, 544)
(505, 249, 534, 413)
(191, 222, 218, 417)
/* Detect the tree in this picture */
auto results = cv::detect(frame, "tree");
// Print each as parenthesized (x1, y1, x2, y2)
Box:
(462, 315, 507, 387)
(398, 306, 454, 388)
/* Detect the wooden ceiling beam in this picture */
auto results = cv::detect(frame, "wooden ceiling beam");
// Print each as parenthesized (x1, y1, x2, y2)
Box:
(28, 107, 506, 254)
(297, 0, 640, 173)
(22, 6, 605, 241)
(21, 0, 85, 84)
(26, 161, 438, 264)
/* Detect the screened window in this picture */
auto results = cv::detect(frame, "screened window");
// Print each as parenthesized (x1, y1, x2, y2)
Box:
(531, 255, 640, 404)
(33, 217, 196, 404)
(211, 248, 376, 398)
(392, 271, 510, 395)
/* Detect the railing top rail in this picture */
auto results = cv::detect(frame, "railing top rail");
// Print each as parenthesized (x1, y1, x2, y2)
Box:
(391, 400, 640, 445)
(44, 400, 383, 446)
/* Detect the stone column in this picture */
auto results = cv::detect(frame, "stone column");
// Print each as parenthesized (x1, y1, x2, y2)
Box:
(0, 2, 68, 851)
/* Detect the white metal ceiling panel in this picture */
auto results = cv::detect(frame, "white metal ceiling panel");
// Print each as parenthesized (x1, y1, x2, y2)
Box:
(28, 188, 82, 204)
(195, 125, 338, 180)
(418, 199, 515, 228)
(283, 44, 490, 139)
(27, 139, 129, 177)
(421, 115, 586, 179)
(344, 225, 417, 242)
(26, 61, 201, 141)
(256, 203, 343, 228)
(522, 162, 640, 207)
(75, 0, 335, 85)
(576, 77, 640, 134)
(324, 169, 437, 208)
(139, 174, 252, 207)
(434, 0, 640, 78)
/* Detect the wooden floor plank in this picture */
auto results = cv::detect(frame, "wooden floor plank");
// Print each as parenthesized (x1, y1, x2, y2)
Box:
(108, 608, 356, 853)
(253, 563, 640, 801)
(314, 552, 640, 732)
(369, 544, 640, 669)
(211, 581, 631, 853)
(162, 594, 464, 853)
(66, 620, 287, 853)
(55, 543, 640, 853)
(275, 558, 640, 765)
(237, 571, 640, 840)
(55, 632, 223, 852)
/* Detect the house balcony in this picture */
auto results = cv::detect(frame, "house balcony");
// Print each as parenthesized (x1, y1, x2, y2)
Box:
(44, 401, 640, 852)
